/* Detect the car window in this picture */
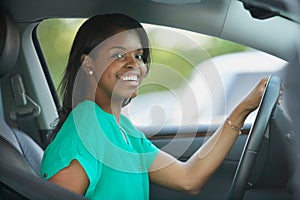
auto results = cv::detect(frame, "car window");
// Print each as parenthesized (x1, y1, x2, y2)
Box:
(36, 18, 287, 127)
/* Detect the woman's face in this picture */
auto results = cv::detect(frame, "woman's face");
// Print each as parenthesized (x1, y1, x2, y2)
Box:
(91, 29, 148, 102)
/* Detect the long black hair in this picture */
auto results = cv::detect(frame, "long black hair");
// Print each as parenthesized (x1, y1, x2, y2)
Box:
(53, 13, 151, 138)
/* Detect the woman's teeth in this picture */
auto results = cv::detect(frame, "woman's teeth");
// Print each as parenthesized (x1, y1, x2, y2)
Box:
(121, 75, 138, 81)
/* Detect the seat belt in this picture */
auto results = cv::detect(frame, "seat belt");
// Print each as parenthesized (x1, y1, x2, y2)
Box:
(9, 74, 42, 146)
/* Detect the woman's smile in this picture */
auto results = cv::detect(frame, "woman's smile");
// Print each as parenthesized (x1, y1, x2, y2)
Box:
(117, 70, 142, 87)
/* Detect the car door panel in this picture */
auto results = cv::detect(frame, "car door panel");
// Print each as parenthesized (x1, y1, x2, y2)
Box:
(146, 127, 248, 200)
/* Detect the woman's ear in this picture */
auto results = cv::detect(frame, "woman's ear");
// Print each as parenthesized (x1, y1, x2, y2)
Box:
(81, 54, 94, 75)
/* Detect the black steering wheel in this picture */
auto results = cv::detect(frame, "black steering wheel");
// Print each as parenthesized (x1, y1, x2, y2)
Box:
(227, 75, 281, 200)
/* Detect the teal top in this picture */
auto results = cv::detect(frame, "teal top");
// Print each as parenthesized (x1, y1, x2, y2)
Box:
(41, 100, 159, 200)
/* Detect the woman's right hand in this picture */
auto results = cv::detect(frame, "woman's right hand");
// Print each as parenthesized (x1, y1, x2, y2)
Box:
(238, 78, 269, 116)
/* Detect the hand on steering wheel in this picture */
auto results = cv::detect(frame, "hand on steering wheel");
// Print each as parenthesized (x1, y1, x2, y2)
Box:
(228, 75, 282, 200)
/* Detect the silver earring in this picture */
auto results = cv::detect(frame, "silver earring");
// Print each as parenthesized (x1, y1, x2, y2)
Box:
(89, 70, 93, 75)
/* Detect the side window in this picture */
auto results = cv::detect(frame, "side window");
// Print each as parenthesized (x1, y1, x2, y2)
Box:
(36, 18, 85, 92)
(36, 19, 287, 127)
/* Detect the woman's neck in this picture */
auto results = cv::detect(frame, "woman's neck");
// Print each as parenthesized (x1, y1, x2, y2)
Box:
(95, 98, 122, 123)
(93, 86, 123, 123)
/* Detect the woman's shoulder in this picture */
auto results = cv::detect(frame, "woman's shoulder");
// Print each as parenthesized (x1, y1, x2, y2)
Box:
(73, 100, 95, 113)
(46, 100, 106, 160)
(74, 100, 115, 120)
(53, 100, 97, 139)
(71, 100, 110, 124)
(120, 114, 135, 129)
(120, 114, 145, 137)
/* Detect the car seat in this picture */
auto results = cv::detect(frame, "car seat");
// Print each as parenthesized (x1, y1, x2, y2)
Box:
(0, 7, 87, 199)
(0, 5, 43, 175)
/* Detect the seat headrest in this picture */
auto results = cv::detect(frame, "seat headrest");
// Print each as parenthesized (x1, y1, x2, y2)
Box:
(0, 8, 19, 78)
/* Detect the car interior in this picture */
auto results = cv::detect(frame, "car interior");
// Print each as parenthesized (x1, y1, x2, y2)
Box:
(0, 0, 300, 200)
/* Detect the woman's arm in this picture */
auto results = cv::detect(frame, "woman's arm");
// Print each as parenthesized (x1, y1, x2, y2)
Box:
(148, 78, 268, 194)
(49, 160, 89, 195)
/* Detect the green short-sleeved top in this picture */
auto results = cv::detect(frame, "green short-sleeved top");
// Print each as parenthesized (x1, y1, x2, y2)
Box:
(41, 100, 159, 200)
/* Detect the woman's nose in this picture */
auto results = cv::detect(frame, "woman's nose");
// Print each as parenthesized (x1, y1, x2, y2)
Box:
(126, 56, 140, 68)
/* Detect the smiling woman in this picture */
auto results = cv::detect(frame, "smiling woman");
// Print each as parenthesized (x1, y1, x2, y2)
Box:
(40, 14, 158, 199)
(38, 12, 271, 200)
(1, 0, 299, 200)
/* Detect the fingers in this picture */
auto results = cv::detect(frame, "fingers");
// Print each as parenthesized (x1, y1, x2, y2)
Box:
(262, 77, 269, 88)
(237, 77, 282, 114)
(260, 77, 284, 105)
(257, 78, 268, 97)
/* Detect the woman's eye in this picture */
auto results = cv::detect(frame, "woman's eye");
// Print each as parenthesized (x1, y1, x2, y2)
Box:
(136, 54, 143, 60)
(112, 53, 124, 59)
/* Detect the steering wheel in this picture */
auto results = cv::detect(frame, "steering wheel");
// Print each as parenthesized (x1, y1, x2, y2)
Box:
(227, 75, 281, 200)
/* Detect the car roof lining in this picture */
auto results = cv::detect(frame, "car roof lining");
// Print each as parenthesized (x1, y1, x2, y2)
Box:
(220, 1, 299, 62)
(0, 0, 231, 37)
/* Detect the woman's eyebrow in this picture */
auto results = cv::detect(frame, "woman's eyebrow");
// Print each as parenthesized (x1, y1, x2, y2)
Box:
(109, 46, 126, 51)
(109, 46, 143, 52)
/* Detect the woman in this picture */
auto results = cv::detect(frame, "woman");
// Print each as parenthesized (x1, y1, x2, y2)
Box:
(41, 13, 269, 199)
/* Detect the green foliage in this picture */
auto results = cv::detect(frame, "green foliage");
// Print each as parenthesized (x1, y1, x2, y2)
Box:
(37, 19, 85, 90)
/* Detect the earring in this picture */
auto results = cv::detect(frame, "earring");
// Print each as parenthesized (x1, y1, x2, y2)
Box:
(89, 70, 93, 75)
